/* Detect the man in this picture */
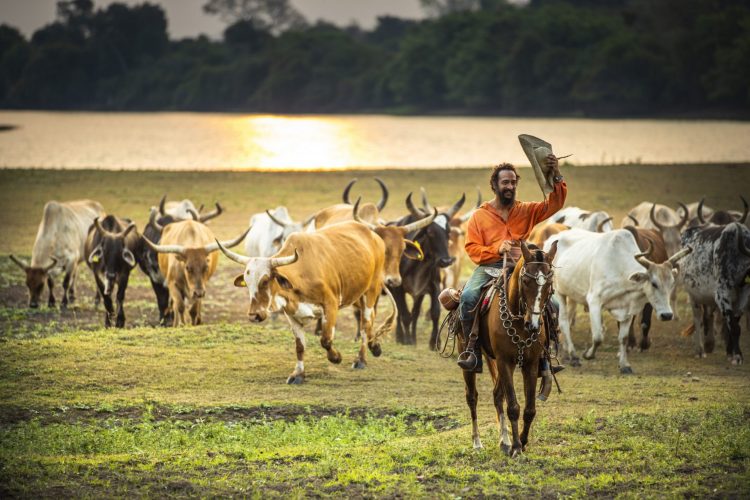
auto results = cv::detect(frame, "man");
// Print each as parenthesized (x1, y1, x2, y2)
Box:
(458, 155, 567, 371)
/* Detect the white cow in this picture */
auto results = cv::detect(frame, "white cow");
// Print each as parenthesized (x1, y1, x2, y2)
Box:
(244, 206, 312, 258)
(545, 229, 691, 373)
(10, 199, 104, 309)
(157, 195, 223, 223)
(546, 206, 613, 232)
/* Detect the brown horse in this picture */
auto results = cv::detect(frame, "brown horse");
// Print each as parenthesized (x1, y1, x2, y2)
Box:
(461, 240, 558, 457)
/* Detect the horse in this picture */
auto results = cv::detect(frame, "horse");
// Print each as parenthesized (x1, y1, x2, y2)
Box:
(461, 240, 558, 457)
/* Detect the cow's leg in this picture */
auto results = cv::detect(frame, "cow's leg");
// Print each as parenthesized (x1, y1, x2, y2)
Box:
(704, 305, 717, 353)
(60, 269, 73, 310)
(464, 363, 482, 450)
(320, 302, 342, 364)
(92, 273, 113, 327)
(314, 318, 322, 337)
(115, 273, 129, 328)
(353, 308, 362, 342)
(68, 265, 77, 305)
(617, 317, 635, 373)
(189, 299, 202, 325)
(47, 276, 56, 308)
(639, 303, 653, 351)
(169, 284, 185, 327)
(390, 286, 410, 345)
(428, 290, 441, 351)
(583, 299, 604, 360)
(690, 301, 706, 358)
(627, 316, 637, 351)
(410, 294, 424, 346)
(352, 301, 369, 369)
(150, 280, 170, 326)
(555, 292, 580, 366)
(284, 314, 307, 384)
(520, 358, 539, 450)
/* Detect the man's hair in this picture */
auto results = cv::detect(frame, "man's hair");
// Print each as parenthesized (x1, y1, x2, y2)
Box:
(490, 163, 521, 194)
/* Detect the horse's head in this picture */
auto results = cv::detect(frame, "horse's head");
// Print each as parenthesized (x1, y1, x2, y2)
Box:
(518, 240, 558, 334)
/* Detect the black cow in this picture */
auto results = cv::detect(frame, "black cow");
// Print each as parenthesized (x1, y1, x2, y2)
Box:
(85, 216, 139, 328)
(387, 192, 465, 348)
(135, 208, 177, 326)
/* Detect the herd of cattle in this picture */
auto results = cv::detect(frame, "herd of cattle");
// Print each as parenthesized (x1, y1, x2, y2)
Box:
(8, 178, 750, 381)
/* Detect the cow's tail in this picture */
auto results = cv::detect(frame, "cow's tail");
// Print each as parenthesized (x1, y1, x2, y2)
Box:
(373, 285, 397, 341)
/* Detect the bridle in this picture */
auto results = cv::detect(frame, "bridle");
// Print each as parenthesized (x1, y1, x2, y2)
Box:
(518, 262, 554, 316)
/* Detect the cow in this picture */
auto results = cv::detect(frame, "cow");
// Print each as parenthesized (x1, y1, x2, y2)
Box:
(684, 199, 714, 229)
(245, 207, 314, 258)
(216, 220, 400, 384)
(529, 222, 569, 247)
(420, 187, 482, 290)
(693, 196, 748, 227)
(157, 195, 223, 223)
(620, 202, 689, 256)
(135, 208, 178, 326)
(680, 222, 750, 364)
(545, 228, 691, 373)
(388, 192, 465, 349)
(143, 220, 250, 326)
(84, 216, 139, 328)
(546, 206, 613, 232)
(10, 200, 104, 309)
(309, 178, 389, 230)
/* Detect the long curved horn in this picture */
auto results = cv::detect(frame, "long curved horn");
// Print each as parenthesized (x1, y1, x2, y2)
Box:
(353, 197, 379, 231)
(738, 232, 750, 258)
(215, 239, 251, 265)
(197, 204, 205, 213)
(634, 238, 655, 268)
(676, 202, 689, 230)
(649, 204, 666, 232)
(738, 195, 748, 224)
(265, 209, 288, 228)
(94, 217, 118, 239)
(696, 198, 706, 224)
(405, 192, 423, 218)
(420, 187, 433, 214)
(401, 208, 438, 234)
(342, 179, 357, 205)
(142, 235, 185, 255)
(159, 194, 167, 216)
(204, 226, 252, 253)
(120, 222, 137, 239)
(626, 214, 639, 226)
(187, 208, 200, 221)
(667, 246, 693, 267)
(271, 249, 299, 268)
(43, 257, 58, 272)
(149, 208, 163, 232)
(199, 202, 223, 223)
(10, 254, 29, 270)
(375, 177, 389, 211)
(596, 217, 613, 233)
(446, 192, 466, 219)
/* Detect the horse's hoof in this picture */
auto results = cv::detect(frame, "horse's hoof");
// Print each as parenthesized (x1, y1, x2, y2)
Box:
(620, 366, 634, 374)
(352, 360, 366, 370)
(286, 374, 304, 385)
(327, 351, 342, 364)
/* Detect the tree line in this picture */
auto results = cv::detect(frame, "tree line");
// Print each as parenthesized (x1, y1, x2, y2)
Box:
(0, 0, 748, 117)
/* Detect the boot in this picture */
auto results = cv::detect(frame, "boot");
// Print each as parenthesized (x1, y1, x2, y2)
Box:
(538, 357, 553, 401)
(458, 319, 482, 373)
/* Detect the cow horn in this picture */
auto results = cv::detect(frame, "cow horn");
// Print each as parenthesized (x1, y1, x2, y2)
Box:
(627, 214, 639, 226)
(10, 254, 30, 270)
(738, 232, 750, 258)
(676, 202, 690, 229)
(94, 217, 117, 239)
(159, 194, 167, 216)
(197, 204, 205, 213)
(667, 246, 693, 267)
(649, 204, 667, 232)
(199, 202, 223, 223)
(375, 177, 388, 211)
(353, 197, 379, 231)
(187, 208, 200, 221)
(596, 217, 613, 233)
(271, 249, 299, 268)
(446, 192, 466, 219)
(402, 208, 438, 234)
(204, 226, 252, 253)
(265, 209, 288, 228)
(215, 239, 250, 265)
(43, 257, 58, 272)
(696, 198, 706, 224)
(634, 239, 655, 268)
(149, 208, 164, 232)
(342, 179, 357, 205)
(579, 212, 591, 221)
(120, 222, 137, 239)
(142, 235, 185, 255)
(420, 187, 433, 214)
(738, 195, 748, 225)
(405, 192, 423, 218)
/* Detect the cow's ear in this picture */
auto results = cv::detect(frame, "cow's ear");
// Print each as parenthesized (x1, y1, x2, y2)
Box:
(122, 248, 136, 267)
(88, 246, 103, 265)
(175, 253, 186, 262)
(628, 272, 648, 283)
(275, 273, 293, 289)
(272, 235, 283, 249)
(403, 240, 424, 261)
(234, 274, 247, 287)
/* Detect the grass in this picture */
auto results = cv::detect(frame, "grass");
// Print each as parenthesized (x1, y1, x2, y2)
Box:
(1, 165, 749, 497)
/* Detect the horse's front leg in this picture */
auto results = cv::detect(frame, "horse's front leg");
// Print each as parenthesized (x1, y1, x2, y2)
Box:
(520, 357, 540, 450)
(463, 368, 482, 450)
(499, 361, 522, 457)
(491, 361, 512, 455)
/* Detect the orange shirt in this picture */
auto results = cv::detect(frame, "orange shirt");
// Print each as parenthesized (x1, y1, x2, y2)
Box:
(465, 181, 567, 265)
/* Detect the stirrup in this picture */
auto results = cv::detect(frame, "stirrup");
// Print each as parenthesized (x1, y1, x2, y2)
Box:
(457, 350, 478, 370)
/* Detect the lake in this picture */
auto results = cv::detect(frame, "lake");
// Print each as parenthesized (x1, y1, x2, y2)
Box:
(1, 111, 748, 170)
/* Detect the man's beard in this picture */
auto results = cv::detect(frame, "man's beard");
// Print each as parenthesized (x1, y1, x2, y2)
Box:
(499, 189, 515, 206)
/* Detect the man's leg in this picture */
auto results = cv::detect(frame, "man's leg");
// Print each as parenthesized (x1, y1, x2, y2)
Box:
(457, 265, 493, 371)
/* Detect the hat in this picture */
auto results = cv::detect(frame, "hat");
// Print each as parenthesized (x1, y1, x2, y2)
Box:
(519, 134, 555, 197)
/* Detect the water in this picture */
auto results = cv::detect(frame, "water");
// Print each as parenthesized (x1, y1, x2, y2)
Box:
(0, 111, 748, 170)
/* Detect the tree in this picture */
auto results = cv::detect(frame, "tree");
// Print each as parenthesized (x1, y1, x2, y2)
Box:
(203, 0, 307, 33)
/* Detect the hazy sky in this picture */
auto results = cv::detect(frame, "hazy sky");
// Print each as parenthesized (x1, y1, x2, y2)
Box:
(1, 0, 426, 39)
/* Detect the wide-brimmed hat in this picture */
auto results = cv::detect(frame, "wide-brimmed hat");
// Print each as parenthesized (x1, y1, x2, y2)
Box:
(519, 134, 555, 196)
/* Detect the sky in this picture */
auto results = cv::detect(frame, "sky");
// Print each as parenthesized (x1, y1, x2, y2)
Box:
(0, 0, 427, 39)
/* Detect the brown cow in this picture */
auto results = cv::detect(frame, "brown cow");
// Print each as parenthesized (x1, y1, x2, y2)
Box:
(529, 222, 570, 247)
(143, 220, 249, 326)
(218, 220, 400, 384)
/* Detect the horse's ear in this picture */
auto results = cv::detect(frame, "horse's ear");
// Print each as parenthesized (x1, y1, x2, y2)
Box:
(520, 240, 533, 262)
(546, 240, 558, 263)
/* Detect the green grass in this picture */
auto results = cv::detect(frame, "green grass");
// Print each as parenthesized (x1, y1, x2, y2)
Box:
(1, 166, 749, 497)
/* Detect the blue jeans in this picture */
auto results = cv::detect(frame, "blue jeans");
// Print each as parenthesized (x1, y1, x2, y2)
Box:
(459, 262, 505, 322)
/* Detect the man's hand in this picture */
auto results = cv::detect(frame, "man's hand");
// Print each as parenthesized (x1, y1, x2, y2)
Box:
(545, 153, 560, 176)
(498, 240, 515, 255)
